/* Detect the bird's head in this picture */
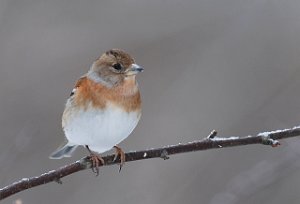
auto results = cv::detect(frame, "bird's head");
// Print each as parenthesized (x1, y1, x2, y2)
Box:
(88, 49, 143, 87)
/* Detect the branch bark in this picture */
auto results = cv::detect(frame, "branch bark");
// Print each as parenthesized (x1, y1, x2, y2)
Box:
(1, 126, 300, 200)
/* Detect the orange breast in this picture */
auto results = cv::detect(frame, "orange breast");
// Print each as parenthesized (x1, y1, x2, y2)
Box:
(74, 77, 141, 113)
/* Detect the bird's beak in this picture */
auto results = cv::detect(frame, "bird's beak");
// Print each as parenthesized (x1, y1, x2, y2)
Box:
(126, 64, 144, 75)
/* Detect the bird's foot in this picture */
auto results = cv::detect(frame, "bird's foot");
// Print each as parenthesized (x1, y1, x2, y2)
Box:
(88, 153, 104, 176)
(85, 145, 104, 176)
(113, 146, 126, 172)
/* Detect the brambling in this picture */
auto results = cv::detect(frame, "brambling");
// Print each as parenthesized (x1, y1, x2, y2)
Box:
(50, 49, 143, 175)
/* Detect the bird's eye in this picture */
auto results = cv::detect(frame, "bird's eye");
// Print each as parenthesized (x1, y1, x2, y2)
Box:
(112, 63, 122, 70)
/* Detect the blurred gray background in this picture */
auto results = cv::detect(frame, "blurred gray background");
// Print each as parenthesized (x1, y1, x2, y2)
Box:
(1, 0, 300, 204)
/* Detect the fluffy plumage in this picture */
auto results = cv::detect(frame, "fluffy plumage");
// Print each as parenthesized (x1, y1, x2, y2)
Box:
(50, 49, 143, 161)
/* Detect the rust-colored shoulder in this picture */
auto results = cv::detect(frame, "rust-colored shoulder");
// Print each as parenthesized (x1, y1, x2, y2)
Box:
(75, 76, 87, 88)
(72, 77, 106, 110)
(69, 76, 87, 96)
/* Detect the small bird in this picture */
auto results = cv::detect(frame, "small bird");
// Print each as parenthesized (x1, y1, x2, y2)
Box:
(50, 49, 143, 175)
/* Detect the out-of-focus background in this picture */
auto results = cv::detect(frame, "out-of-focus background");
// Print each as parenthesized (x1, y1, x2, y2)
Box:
(1, 0, 300, 203)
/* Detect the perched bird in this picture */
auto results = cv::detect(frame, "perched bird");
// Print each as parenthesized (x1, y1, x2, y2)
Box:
(50, 49, 143, 174)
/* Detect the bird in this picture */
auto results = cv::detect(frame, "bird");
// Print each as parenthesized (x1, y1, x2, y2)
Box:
(49, 49, 143, 175)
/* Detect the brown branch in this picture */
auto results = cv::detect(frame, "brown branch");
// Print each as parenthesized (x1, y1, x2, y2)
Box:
(1, 125, 300, 200)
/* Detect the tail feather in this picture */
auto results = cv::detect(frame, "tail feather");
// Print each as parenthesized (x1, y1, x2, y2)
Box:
(49, 144, 78, 159)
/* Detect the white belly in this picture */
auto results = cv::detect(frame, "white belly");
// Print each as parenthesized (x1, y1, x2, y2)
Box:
(63, 104, 141, 153)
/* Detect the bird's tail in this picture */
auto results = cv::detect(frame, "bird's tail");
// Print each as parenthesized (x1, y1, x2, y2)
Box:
(49, 143, 78, 159)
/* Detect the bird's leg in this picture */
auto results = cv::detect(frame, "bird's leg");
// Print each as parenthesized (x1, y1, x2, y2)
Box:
(86, 145, 104, 176)
(113, 146, 126, 172)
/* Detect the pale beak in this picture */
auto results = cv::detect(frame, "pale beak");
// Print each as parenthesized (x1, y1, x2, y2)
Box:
(126, 64, 144, 75)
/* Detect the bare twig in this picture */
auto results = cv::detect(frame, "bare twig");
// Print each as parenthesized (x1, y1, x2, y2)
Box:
(0, 125, 300, 200)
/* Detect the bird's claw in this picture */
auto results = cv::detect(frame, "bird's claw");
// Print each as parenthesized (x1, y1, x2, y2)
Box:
(88, 154, 104, 176)
(113, 146, 126, 172)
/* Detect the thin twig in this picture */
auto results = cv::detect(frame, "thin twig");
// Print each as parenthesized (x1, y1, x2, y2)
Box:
(0, 125, 300, 200)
